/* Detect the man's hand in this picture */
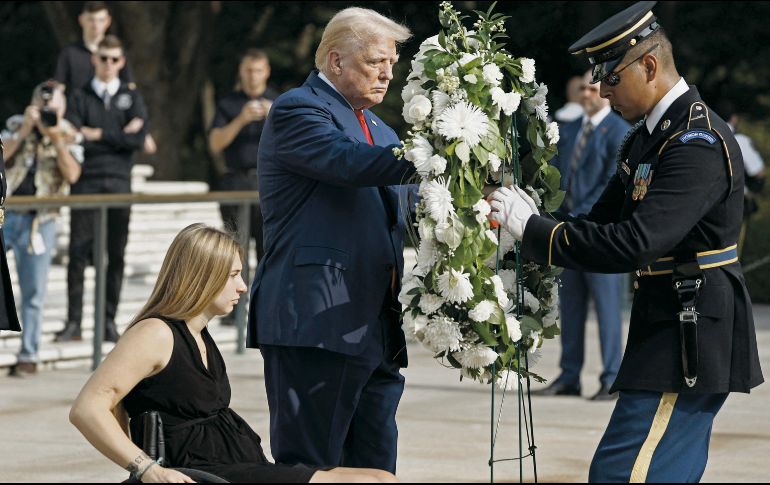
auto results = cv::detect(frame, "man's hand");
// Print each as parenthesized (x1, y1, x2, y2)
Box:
(123, 117, 145, 134)
(489, 185, 538, 240)
(140, 464, 195, 483)
(80, 126, 103, 141)
(20, 105, 41, 136)
(238, 100, 268, 124)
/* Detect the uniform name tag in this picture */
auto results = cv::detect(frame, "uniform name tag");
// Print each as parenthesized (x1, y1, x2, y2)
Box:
(679, 130, 716, 144)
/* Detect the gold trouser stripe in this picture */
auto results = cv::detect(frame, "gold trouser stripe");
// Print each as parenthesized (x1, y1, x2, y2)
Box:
(586, 11, 654, 53)
(630, 393, 679, 483)
(548, 222, 565, 266)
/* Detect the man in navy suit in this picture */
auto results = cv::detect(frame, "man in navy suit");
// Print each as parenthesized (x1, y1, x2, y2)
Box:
(247, 7, 415, 473)
(534, 70, 630, 400)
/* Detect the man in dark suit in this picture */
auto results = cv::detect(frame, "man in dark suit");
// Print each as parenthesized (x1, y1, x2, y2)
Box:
(247, 7, 415, 474)
(534, 70, 630, 400)
(1, 145, 21, 332)
(490, 1, 763, 481)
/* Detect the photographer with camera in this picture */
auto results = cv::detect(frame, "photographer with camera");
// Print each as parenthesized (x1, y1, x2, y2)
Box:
(1, 80, 83, 376)
(55, 35, 148, 344)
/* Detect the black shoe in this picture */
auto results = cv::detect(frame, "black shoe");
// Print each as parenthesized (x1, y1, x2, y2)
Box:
(104, 322, 120, 343)
(531, 380, 581, 397)
(589, 384, 618, 401)
(54, 322, 82, 342)
(8, 362, 38, 377)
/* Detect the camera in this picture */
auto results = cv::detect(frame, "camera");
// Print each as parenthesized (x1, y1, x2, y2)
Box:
(40, 84, 58, 128)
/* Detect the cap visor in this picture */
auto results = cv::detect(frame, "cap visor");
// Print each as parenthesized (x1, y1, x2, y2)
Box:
(591, 57, 623, 84)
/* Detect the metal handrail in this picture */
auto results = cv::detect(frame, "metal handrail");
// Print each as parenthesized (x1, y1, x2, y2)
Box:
(6, 191, 259, 370)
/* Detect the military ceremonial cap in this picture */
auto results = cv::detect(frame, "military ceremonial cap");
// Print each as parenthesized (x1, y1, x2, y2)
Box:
(569, 1, 660, 83)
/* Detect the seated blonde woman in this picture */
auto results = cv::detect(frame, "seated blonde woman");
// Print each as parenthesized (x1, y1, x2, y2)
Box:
(70, 224, 397, 483)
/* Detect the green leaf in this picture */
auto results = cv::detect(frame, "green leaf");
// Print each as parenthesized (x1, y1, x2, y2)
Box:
(438, 29, 447, 48)
(446, 351, 463, 369)
(519, 315, 542, 335)
(472, 144, 489, 166)
(462, 56, 483, 71)
(445, 140, 459, 157)
(471, 322, 499, 346)
(543, 191, 566, 213)
(541, 165, 561, 193)
(542, 324, 561, 339)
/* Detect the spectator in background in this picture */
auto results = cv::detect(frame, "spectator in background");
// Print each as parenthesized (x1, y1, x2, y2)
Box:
(725, 109, 766, 256)
(534, 70, 630, 401)
(208, 48, 278, 264)
(54, 1, 156, 155)
(55, 36, 147, 343)
(1, 80, 83, 375)
(554, 75, 584, 123)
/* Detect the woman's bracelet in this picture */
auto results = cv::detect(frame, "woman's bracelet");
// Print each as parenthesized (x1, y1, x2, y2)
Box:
(134, 460, 158, 481)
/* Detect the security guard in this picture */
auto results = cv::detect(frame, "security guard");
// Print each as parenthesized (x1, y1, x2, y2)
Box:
(490, 1, 764, 482)
(1, 143, 21, 332)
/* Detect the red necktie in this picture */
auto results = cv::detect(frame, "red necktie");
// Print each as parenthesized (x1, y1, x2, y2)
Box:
(355, 109, 398, 294)
(354, 109, 374, 145)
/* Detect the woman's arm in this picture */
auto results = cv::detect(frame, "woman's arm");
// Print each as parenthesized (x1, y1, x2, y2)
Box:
(68, 319, 193, 483)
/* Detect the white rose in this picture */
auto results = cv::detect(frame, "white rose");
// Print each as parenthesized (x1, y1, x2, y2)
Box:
(469, 300, 496, 322)
(408, 59, 426, 81)
(458, 52, 479, 68)
(403, 94, 432, 124)
(543, 310, 560, 328)
(482, 63, 503, 87)
(402, 80, 426, 103)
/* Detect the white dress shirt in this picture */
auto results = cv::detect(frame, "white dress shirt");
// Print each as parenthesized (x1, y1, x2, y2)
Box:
(645, 77, 689, 134)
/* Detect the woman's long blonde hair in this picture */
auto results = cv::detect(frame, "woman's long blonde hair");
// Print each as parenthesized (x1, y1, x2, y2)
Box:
(130, 223, 244, 327)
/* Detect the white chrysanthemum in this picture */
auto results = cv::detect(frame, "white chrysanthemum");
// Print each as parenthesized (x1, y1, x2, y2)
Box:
(482, 63, 504, 87)
(497, 370, 520, 391)
(418, 217, 435, 242)
(546, 121, 560, 145)
(505, 314, 523, 342)
(489, 275, 509, 308)
(463, 74, 478, 84)
(455, 141, 471, 165)
(488, 152, 502, 172)
(398, 276, 423, 306)
(457, 345, 499, 369)
(419, 292, 444, 315)
(405, 135, 434, 169)
(498, 269, 517, 292)
(437, 267, 474, 304)
(414, 153, 447, 177)
(403, 94, 432, 125)
(519, 58, 536, 84)
(434, 218, 464, 250)
(523, 289, 540, 312)
(525, 185, 542, 208)
(526, 82, 549, 121)
(416, 238, 438, 274)
(491, 87, 522, 116)
(402, 311, 429, 336)
(536, 103, 549, 122)
(420, 177, 454, 222)
(485, 229, 498, 246)
(469, 300, 496, 322)
(543, 310, 560, 328)
(436, 102, 489, 147)
(431, 90, 451, 118)
(473, 198, 491, 224)
(423, 316, 463, 353)
(402, 80, 427, 103)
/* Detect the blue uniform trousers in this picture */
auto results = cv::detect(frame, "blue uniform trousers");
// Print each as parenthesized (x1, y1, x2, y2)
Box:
(558, 269, 623, 387)
(589, 390, 728, 483)
(260, 294, 405, 473)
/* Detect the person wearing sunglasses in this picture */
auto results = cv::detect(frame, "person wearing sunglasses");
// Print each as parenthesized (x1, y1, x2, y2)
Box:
(57, 35, 149, 345)
(489, 1, 763, 482)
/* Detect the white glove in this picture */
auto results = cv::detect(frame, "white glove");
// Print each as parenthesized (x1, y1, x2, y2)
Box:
(489, 185, 538, 240)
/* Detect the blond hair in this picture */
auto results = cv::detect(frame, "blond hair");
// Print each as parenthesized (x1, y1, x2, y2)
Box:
(315, 7, 411, 75)
(130, 224, 243, 327)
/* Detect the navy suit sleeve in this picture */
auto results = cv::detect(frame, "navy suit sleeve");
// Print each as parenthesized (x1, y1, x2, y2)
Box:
(270, 96, 415, 187)
(575, 123, 629, 214)
(521, 138, 728, 273)
(101, 92, 147, 150)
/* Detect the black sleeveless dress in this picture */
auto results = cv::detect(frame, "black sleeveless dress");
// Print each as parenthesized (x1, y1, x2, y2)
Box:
(122, 316, 317, 483)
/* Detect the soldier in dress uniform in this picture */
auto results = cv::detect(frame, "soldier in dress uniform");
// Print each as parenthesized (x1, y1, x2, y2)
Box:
(490, 1, 764, 482)
(1, 143, 22, 332)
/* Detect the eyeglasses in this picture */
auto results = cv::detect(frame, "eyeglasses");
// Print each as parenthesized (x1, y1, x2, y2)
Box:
(600, 44, 659, 87)
(98, 55, 122, 64)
